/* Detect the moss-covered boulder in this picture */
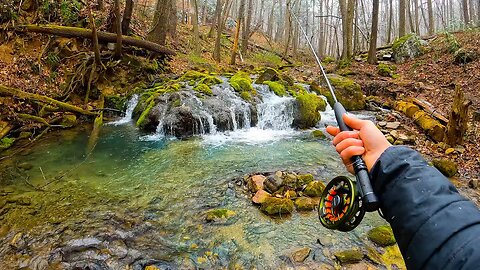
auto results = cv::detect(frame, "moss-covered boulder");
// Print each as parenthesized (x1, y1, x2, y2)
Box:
(433, 158, 458, 177)
(392, 34, 428, 63)
(282, 173, 298, 187)
(260, 197, 294, 216)
(377, 63, 397, 78)
(334, 249, 364, 264)
(311, 130, 326, 139)
(230, 71, 255, 94)
(294, 197, 317, 211)
(205, 208, 236, 222)
(194, 83, 213, 96)
(180, 71, 222, 87)
(367, 225, 396, 246)
(293, 92, 326, 129)
(297, 174, 314, 186)
(255, 68, 281, 84)
(264, 81, 287, 96)
(303, 181, 325, 197)
(326, 74, 365, 111)
(60, 114, 77, 128)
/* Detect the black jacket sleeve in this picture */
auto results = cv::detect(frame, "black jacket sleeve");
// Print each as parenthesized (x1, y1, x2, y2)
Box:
(369, 146, 480, 270)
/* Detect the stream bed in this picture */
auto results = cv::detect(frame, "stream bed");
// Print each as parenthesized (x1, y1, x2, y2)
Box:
(0, 99, 396, 269)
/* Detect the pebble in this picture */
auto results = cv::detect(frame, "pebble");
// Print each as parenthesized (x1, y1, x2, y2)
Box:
(389, 130, 399, 139)
(386, 122, 401, 129)
(377, 121, 387, 127)
(292, 247, 311, 262)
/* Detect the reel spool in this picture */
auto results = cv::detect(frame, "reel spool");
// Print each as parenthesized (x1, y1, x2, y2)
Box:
(318, 176, 365, 232)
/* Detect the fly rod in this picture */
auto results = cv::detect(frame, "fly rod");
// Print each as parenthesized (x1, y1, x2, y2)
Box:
(290, 10, 379, 231)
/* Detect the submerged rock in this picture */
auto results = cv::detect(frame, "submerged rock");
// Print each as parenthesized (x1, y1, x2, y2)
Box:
(205, 208, 236, 222)
(260, 197, 294, 216)
(311, 130, 326, 139)
(334, 249, 364, 264)
(367, 225, 396, 246)
(433, 158, 458, 177)
(292, 247, 311, 262)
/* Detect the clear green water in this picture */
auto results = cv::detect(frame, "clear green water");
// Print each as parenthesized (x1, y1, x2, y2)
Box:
(0, 123, 387, 269)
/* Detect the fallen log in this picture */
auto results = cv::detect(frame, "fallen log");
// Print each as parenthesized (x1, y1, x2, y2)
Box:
(251, 42, 293, 64)
(16, 24, 175, 56)
(394, 101, 446, 142)
(0, 85, 97, 116)
(0, 122, 12, 139)
(17, 113, 50, 126)
(410, 97, 449, 125)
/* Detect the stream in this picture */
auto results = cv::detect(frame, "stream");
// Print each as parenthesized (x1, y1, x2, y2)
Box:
(0, 87, 390, 269)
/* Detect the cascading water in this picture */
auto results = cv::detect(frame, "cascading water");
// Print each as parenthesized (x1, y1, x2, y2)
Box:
(108, 94, 139, 125)
(256, 85, 295, 130)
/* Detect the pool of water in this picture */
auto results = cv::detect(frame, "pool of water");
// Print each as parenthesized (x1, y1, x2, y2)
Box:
(0, 121, 388, 269)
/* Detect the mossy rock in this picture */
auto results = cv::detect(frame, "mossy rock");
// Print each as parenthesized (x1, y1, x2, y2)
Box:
(433, 158, 458, 177)
(264, 81, 287, 97)
(367, 225, 396, 246)
(297, 174, 314, 186)
(179, 71, 221, 87)
(260, 197, 294, 216)
(303, 181, 325, 197)
(293, 92, 327, 129)
(0, 137, 15, 150)
(205, 208, 236, 222)
(334, 249, 364, 264)
(336, 58, 352, 69)
(136, 99, 156, 129)
(310, 82, 332, 102)
(60, 114, 77, 128)
(392, 34, 428, 63)
(294, 197, 316, 211)
(255, 68, 281, 84)
(377, 63, 397, 78)
(322, 56, 336, 64)
(326, 74, 365, 111)
(240, 91, 252, 101)
(311, 130, 326, 139)
(230, 71, 255, 95)
(194, 83, 213, 96)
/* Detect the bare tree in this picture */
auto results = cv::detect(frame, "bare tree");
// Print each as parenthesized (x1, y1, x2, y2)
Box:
(368, 0, 379, 64)
(427, 0, 434, 34)
(122, 0, 134, 35)
(241, 0, 254, 56)
(462, 0, 470, 25)
(190, 0, 200, 54)
(114, 0, 122, 58)
(399, 0, 406, 37)
(213, 0, 224, 62)
(230, 0, 246, 64)
(148, 0, 177, 46)
(339, 0, 356, 59)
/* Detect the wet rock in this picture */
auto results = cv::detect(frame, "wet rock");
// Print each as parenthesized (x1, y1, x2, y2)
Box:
(294, 197, 317, 211)
(334, 249, 364, 264)
(297, 174, 314, 186)
(264, 175, 282, 193)
(252, 190, 271, 204)
(64, 237, 102, 253)
(311, 130, 326, 139)
(60, 114, 77, 128)
(293, 92, 327, 128)
(255, 68, 281, 84)
(468, 179, 479, 189)
(303, 181, 325, 197)
(282, 173, 298, 187)
(367, 225, 396, 246)
(432, 158, 458, 177)
(323, 74, 366, 111)
(292, 247, 311, 262)
(260, 197, 294, 216)
(392, 34, 428, 63)
(248, 175, 266, 192)
(386, 121, 400, 129)
(205, 208, 236, 222)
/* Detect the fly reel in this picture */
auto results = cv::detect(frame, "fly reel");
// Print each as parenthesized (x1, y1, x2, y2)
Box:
(318, 176, 365, 232)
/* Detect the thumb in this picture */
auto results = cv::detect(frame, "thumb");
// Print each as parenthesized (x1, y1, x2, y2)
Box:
(342, 114, 368, 131)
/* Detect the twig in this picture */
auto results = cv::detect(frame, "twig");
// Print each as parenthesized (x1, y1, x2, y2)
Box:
(39, 167, 46, 181)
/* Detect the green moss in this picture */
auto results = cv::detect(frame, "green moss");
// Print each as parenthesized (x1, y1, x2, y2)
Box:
(240, 91, 252, 101)
(179, 71, 221, 87)
(327, 74, 365, 110)
(136, 99, 155, 128)
(205, 208, 236, 222)
(337, 58, 352, 69)
(321, 56, 335, 64)
(0, 137, 15, 150)
(260, 197, 294, 216)
(334, 249, 364, 264)
(311, 129, 326, 139)
(377, 63, 397, 77)
(168, 83, 181, 91)
(264, 81, 287, 96)
(392, 33, 415, 52)
(303, 181, 325, 197)
(255, 67, 281, 84)
(294, 197, 316, 211)
(105, 95, 127, 111)
(194, 83, 213, 96)
(230, 71, 256, 95)
(432, 158, 458, 177)
(367, 225, 396, 246)
(297, 174, 314, 186)
(172, 99, 181, 107)
(295, 92, 327, 128)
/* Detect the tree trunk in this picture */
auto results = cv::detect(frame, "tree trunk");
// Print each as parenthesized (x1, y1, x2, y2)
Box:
(275, 0, 284, 41)
(267, 0, 276, 38)
(241, 0, 253, 56)
(399, 0, 406, 37)
(407, 0, 415, 32)
(318, 0, 325, 57)
(88, 5, 101, 65)
(368, 0, 379, 64)
(148, 0, 177, 46)
(190, 0, 200, 54)
(122, 0, 134, 35)
(427, 0, 434, 34)
(339, 0, 355, 59)
(230, 0, 246, 65)
(208, 0, 222, 38)
(201, 0, 208, 25)
(445, 86, 472, 146)
(213, 0, 224, 62)
(18, 25, 175, 55)
(414, 0, 420, 34)
(387, 0, 393, 43)
(114, 0, 122, 59)
(462, 0, 470, 25)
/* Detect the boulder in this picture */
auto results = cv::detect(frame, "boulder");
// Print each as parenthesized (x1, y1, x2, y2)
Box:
(264, 175, 282, 193)
(292, 247, 311, 262)
(297, 174, 314, 186)
(260, 197, 294, 216)
(367, 225, 396, 246)
(252, 190, 271, 204)
(433, 158, 458, 177)
(293, 92, 327, 129)
(325, 74, 366, 111)
(334, 249, 364, 264)
(303, 181, 325, 197)
(248, 175, 266, 192)
(294, 197, 317, 211)
(255, 68, 281, 84)
(392, 34, 428, 63)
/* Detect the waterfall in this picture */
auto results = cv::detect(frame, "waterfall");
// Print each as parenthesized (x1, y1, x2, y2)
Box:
(108, 94, 139, 125)
(255, 85, 295, 130)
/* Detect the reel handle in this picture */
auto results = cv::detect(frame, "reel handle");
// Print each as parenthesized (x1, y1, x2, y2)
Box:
(333, 102, 379, 212)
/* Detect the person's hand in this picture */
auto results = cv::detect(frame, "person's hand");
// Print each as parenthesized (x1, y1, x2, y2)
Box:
(326, 114, 391, 174)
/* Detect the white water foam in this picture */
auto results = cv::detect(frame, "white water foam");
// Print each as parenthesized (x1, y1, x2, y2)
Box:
(108, 94, 139, 126)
